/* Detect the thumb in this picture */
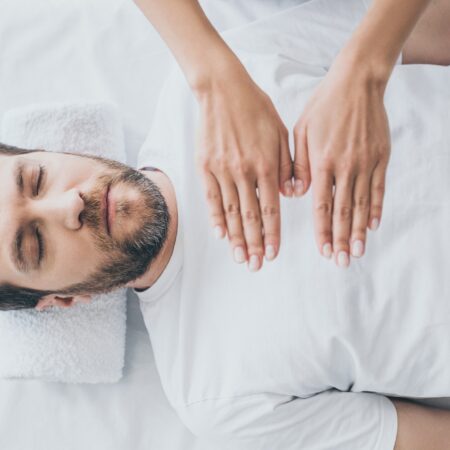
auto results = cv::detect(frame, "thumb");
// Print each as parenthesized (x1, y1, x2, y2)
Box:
(278, 127, 293, 197)
(293, 121, 311, 197)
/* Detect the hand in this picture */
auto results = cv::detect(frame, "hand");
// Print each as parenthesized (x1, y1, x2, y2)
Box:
(293, 53, 391, 267)
(194, 62, 292, 272)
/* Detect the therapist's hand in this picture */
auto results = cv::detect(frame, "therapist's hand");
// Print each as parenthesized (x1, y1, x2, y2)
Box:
(194, 60, 292, 272)
(293, 51, 391, 267)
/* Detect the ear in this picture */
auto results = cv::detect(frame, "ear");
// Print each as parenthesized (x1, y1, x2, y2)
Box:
(35, 294, 92, 311)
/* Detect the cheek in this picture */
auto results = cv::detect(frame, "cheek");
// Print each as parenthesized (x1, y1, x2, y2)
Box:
(47, 233, 104, 290)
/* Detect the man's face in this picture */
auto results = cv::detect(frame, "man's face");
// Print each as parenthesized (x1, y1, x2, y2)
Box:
(0, 151, 169, 295)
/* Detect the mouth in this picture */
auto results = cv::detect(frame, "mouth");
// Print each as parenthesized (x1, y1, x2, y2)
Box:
(107, 184, 115, 234)
(103, 183, 111, 236)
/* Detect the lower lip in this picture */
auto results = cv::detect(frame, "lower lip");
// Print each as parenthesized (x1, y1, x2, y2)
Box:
(107, 185, 115, 233)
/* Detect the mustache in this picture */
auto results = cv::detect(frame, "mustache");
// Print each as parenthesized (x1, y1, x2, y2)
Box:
(79, 174, 110, 235)
(77, 166, 154, 251)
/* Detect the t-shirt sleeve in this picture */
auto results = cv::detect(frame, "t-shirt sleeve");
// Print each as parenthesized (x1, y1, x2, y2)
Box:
(179, 390, 398, 450)
(222, 0, 401, 72)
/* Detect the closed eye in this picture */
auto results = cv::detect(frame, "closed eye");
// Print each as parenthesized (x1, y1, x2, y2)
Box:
(35, 226, 45, 266)
(34, 165, 45, 196)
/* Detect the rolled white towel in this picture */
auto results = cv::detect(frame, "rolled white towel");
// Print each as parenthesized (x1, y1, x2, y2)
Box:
(0, 101, 128, 383)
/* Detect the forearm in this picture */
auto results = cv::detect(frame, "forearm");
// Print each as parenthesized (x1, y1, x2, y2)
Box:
(132, 0, 243, 93)
(340, 0, 432, 82)
(393, 399, 450, 450)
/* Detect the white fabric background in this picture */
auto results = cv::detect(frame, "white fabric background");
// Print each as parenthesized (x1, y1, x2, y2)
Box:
(0, 1, 306, 449)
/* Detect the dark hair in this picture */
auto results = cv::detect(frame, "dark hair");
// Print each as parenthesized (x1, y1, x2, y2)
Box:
(0, 143, 54, 310)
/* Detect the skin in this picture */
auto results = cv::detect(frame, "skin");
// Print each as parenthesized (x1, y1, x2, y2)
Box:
(2, 150, 450, 443)
(131, 0, 446, 271)
(0, 151, 177, 309)
(294, 0, 439, 267)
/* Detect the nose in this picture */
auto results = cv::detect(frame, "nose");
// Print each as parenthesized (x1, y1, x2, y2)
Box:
(30, 188, 85, 230)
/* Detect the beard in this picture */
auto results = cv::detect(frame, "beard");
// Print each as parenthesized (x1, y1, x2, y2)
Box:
(56, 154, 170, 297)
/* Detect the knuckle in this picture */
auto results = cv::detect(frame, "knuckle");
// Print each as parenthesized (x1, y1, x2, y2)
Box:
(261, 204, 279, 218)
(335, 205, 352, 221)
(195, 154, 211, 173)
(352, 228, 366, 239)
(315, 160, 333, 174)
(358, 158, 371, 171)
(257, 161, 274, 179)
(227, 232, 244, 244)
(338, 162, 355, 177)
(376, 142, 390, 155)
(242, 209, 260, 224)
(225, 203, 240, 217)
(206, 189, 221, 202)
(333, 238, 350, 249)
(372, 182, 385, 196)
(216, 155, 230, 174)
(354, 195, 369, 210)
(210, 210, 224, 221)
(247, 243, 264, 257)
(230, 157, 252, 177)
(318, 230, 332, 243)
(370, 204, 383, 216)
(315, 201, 332, 217)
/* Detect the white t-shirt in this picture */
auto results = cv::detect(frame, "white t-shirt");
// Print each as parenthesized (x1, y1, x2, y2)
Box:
(135, 0, 450, 448)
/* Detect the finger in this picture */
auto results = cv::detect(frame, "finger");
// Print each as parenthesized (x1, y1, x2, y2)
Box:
(202, 172, 226, 239)
(293, 122, 311, 197)
(332, 173, 355, 267)
(368, 161, 387, 231)
(219, 176, 248, 264)
(278, 126, 293, 197)
(236, 178, 265, 272)
(257, 175, 281, 262)
(350, 174, 371, 258)
(312, 168, 334, 259)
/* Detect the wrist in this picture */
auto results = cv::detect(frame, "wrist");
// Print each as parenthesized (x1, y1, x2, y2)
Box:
(332, 43, 392, 93)
(187, 45, 247, 99)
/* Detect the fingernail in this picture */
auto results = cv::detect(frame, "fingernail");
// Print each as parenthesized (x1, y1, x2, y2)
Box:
(337, 251, 349, 267)
(351, 240, 364, 258)
(214, 226, 224, 239)
(322, 243, 332, 259)
(234, 246, 246, 263)
(370, 218, 379, 230)
(265, 245, 276, 261)
(248, 255, 260, 271)
(294, 180, 304, 197)
(284, 180, 293, 197)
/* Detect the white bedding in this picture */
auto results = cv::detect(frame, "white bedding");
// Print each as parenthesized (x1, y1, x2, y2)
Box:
(0, 0, 305, 449)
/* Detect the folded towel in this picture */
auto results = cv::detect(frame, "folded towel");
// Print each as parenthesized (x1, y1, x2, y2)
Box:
(0, 101, 128, 383)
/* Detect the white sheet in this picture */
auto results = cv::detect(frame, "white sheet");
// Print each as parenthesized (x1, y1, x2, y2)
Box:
(0, 0, 308, 449)
(134, 2, 450, 447)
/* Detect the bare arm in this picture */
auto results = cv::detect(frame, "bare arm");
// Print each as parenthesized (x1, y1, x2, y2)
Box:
(348, 0, 433, 79)
(132, 0, 292, 272)
(393, 399, 450, 450)
(132, 0, 234, 88)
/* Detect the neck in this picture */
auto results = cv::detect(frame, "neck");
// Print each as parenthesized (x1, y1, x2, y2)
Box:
(127, 168, 178, 291)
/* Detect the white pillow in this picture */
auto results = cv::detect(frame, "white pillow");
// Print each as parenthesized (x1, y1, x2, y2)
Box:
(0, 101, 128, 383)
